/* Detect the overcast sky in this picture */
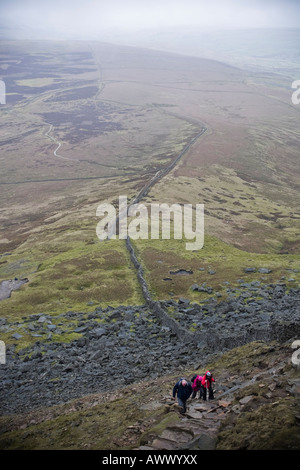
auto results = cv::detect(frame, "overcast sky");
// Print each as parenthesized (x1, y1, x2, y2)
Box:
(1, 0, 299, 39)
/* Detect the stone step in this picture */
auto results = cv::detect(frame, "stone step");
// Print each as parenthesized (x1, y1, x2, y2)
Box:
(160, 427, 194, 444)
(138, 397, 231, 450)
(151, 437, 179, 450)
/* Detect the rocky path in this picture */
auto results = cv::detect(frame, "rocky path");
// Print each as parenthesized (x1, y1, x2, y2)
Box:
(138, 399, 227, 451)
(135, 355, 300, 451)
(0, 308, 299, 449)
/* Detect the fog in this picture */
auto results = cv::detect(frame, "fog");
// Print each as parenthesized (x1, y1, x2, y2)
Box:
(1, 0, 299, 40)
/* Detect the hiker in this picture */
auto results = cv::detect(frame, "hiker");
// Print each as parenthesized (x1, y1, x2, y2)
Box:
(191, 374, 203, 399)
(172, 378, 193, 414)
(201, 370, 215, 400)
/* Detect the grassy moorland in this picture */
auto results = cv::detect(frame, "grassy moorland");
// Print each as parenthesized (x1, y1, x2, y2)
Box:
(0, 39, 299, 332)
(0, 36, 299, 453)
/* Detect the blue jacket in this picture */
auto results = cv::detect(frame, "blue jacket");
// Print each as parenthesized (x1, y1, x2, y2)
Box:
(173, 379, 193, 401)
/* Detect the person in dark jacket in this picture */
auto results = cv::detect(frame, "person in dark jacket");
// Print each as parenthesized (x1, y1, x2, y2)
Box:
(172, 378, 193, 414)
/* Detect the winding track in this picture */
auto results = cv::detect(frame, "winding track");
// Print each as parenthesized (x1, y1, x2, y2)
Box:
(44, 124, 78, 161)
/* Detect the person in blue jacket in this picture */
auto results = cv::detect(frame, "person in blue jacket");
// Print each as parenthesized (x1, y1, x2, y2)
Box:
(172, 378, 193, 414)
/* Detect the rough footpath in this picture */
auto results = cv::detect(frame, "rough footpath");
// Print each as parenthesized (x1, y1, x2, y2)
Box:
(135, 342, 300, 451)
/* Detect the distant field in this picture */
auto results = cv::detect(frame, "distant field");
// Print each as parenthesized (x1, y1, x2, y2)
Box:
(115, 28, 300, 77)
(0, 39, 299, 326)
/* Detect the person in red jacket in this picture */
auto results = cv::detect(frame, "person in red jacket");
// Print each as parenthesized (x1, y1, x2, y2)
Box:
(191, 374, 204, 399)
(201, 371, 215, 400)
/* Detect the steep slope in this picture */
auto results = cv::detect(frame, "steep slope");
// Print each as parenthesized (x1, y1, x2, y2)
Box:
(0, 339, 299, 450)
(0, 39, 299, 452)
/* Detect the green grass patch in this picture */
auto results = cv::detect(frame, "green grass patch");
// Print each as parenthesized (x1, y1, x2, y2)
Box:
(131, 234, 299, 302)
(0, 236, 143, 322)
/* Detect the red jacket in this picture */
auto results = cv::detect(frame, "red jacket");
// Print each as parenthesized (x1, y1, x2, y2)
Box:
(192, 375, 203, 391)
(201, 371, 215, 389)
